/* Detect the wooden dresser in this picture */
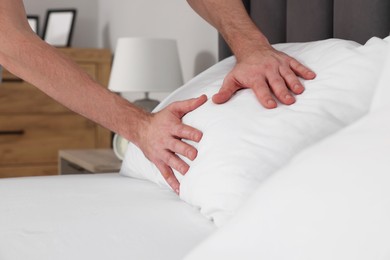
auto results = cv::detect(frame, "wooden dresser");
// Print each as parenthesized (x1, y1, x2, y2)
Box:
(0, 48, 112, 178)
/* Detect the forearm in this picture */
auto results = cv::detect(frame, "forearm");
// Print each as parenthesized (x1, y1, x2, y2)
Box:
(0, 0, 211, 190)
(0, 1, 148, 144)
(187, 0, 271, 61)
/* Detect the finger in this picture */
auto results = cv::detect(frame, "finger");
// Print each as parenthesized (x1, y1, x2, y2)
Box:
(279, 65, 305, 95)
(251, 79, 277, 109)
(266, 74, 295, 105)
(162, 150, 190, 175)
(212, 74, 243, 104)
(155, 161, 180, 194)
(169, 95, 207, 118)
(167, 139, 198, 161)
(172, 123, 203, 142)
(289, 58, 316, 80)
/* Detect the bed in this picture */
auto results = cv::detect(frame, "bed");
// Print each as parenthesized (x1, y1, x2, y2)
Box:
(0, 174, 214, 260)
(1, 0, 390, 259)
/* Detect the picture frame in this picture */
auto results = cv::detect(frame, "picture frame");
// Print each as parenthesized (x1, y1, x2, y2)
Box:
(42, 9, 77, 47)
(27, 15, 39, 35)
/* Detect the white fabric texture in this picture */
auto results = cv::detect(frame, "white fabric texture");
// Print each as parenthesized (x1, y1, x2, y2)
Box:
(0, 174, 214, 260)
(121, 37, 389, 226)
(371, 39, 390, 111)
(184, 106, 390, 260)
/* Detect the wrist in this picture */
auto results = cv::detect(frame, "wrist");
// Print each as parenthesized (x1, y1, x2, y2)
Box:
(108, 94, 151, 147)
(231, 32, 272, 62)
(128, 109, 151, 149)
(220, 16, 272, 62)
(123, 106, 151, 147)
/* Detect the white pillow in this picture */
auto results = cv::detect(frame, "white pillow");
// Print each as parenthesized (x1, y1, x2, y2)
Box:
(121, 37, 389, 226)
(184, 106, 390, 260)
(370, 38, 390, 111)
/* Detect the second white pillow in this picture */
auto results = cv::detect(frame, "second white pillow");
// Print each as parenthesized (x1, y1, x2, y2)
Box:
(184, 106, 390, 260)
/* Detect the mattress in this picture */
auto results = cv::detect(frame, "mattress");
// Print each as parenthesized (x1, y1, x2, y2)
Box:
(0, 173, 215, 260)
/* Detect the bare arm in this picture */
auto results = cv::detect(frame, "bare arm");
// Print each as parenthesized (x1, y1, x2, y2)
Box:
(0, 1, 147, 142)
(0, 0, 207, 193)
(188, 0, 316, 108)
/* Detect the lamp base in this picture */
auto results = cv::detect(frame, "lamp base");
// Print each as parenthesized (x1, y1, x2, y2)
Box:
(133, 93, 160, 112)
(113, 133, 128, 160)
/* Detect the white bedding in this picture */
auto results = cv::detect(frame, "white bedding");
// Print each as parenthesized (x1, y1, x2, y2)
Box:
(121, 37, 390, 226)
(185, 105, 390, 260)
(0, 174, 214, 260)
(1, 37, 388, 260)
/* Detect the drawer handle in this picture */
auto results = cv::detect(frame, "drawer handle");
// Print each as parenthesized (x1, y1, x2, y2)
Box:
(0, 130, 25, 136)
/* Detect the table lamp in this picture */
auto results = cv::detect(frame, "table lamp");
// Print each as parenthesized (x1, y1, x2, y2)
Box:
(108, 37, 184, 160)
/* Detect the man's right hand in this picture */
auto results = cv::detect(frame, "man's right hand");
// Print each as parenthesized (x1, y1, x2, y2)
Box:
(137, 95, 208, 194)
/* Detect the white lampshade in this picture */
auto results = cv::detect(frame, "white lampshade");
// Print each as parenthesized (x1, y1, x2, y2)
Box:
(109, 38, 184, 160)
(108, 37, 184, 93)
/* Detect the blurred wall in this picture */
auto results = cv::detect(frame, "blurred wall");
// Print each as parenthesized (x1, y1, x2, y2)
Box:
(23, 0, 218, 85)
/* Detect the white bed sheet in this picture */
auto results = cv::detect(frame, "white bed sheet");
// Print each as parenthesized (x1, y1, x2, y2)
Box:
(0, 173, 215, 260)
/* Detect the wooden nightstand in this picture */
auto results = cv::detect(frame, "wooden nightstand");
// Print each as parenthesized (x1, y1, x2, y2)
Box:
(59, 149, 122, 174)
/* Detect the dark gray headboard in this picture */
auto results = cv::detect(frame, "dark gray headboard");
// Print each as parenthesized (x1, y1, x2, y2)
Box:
(219, 0, 390, 60)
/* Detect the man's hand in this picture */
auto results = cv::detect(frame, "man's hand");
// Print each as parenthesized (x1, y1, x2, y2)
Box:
(138, 95, 207, 194)
(187, 0, 316, 109)
(213, 46, 316, 109)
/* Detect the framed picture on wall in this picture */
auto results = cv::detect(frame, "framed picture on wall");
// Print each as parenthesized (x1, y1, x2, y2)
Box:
(42, 9, 77, 47)
(27, 15, 39, 35)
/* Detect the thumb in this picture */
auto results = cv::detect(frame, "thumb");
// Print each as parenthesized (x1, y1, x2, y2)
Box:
(212, 74, 243, 104)
(168, 94, 208, 118)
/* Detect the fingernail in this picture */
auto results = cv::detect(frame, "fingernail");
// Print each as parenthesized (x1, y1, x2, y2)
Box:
(307, 71, 316, 78)
(267, 99, 277, 107)
(294, 84, 302, 91)
(285, 94, 294, 100)
(194, 133, 201, 141)
(188, 150, 197, 160)
(181, 166, 189, 174)
(175, 189, 180, 194)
